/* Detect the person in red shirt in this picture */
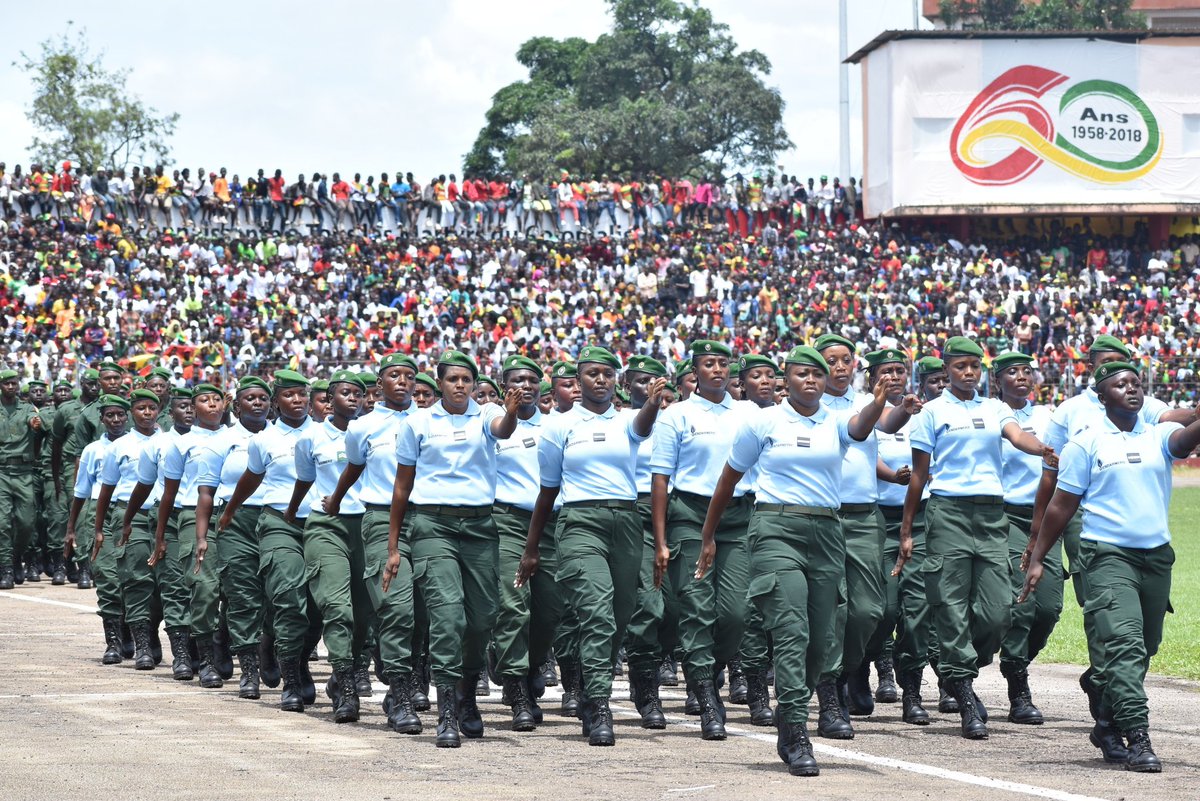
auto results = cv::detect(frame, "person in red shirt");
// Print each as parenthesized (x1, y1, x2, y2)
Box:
(446, 175, 461, 232)
(487, 177, 508, 232)
(267, 169, 286, 232)
(330, 172, 352, 230)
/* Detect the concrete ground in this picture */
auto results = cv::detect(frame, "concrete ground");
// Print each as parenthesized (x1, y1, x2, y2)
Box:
(1, 582, 1197, 801)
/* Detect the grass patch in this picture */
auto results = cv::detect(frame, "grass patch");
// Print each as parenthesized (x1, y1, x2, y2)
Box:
(1039, 487, 1200, 680)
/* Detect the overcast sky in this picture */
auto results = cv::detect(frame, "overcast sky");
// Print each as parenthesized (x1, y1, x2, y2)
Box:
(1, 1, 926, 181)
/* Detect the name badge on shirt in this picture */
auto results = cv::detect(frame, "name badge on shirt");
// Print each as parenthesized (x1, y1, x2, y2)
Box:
(593, 433, 606, 443)
(453, 430, 467, 442)
(1128, 452, 1142, 464)
(796, 436, 811, 448)
(894, 433, 905, 442)
(1021, 426, 1035, 434)
(972, 418, 985, 429)
(522, 438, 536, 448)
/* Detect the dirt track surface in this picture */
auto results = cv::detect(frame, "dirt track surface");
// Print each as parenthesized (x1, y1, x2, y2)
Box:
(2, 582, 1198, 801)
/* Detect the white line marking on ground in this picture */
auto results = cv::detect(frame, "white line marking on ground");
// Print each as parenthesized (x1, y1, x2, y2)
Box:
(610, 704, 1114, 801)
(0, 690, 216, 701)
(666, 785, 716, 793)
(0, 592, 98, 613)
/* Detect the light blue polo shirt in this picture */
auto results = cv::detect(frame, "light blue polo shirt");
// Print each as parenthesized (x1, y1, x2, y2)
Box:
(1001, 401, 1054, 506)
(651, 392, 748, 497)
(821, 390, 879, 504)
(195, 422, 263, 504)
(296, 420, 364, 515)
(396, 399, 505, 506)
(246, 417, 314, 516)
(877, 411, 926, 507)
(101, 429, 159, 509)
(1057, 416, 1180, 549)
(74, 435, 114, 501)
(162, 426, 221, 508)
(909, 391, 1017, 498)
(495, 410, 545, 511)
(136, 428, 184, 497)
(539, 404, 648, 504)
(727, 403, 853, 509)
(1045, 386, 1169, 458)
(345, 405, 412, 506)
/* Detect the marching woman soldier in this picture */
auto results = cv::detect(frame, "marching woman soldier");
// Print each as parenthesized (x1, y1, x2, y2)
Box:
(153, 384, 227, 689)
(94, 390, 163, 670)
(286, 370, 370, 724)
(325, 354, 422, 735)
(473, 376, 502, 406)
(193, 376, 272, 699)
(383, 351, 521, 747)
(896, 337, 1053, 741)
(650, 340, 751, 741)
(517, 345, 668, 747)
(1023, 360, 1200, 773)
(675, 359, 696, 401)
(699, 345, 893, 776)
(64, 395, 127, 664)
(308, 379, 331, 422)
(221, 370, 318, 712)
(548, 361, 580, 415)
(993, 352, 1059, 725)
(413, 373, 440, 408)
(490, 355, 559, 731)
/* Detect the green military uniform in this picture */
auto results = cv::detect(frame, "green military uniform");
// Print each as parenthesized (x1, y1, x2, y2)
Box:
(362, 507, 414, 680)
(177, 506, 221, 638)
(51, 394, 85, 556)
(259, 508, 318, 661)
(1000, 504, 1064, 675)
(120, 503, 160, 627)
(303, 511, 370, 673)
(0, 394, 40, 577)
(623, 496, 678, 690)
(492, 507, 562, 685)
(33, 403, 59, 571)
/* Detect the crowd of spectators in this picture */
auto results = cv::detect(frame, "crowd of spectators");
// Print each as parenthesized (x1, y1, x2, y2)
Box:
(0, 158, 1197, 408)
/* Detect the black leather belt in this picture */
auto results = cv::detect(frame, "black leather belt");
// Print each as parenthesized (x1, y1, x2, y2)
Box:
(562, 499, 637, 511)
(410, 504, 492, 519)
(936, 495, 1004, 506)
(493, 502, 533, 519)
(755, 503, 836, 519)
(839, 502, 876, 514)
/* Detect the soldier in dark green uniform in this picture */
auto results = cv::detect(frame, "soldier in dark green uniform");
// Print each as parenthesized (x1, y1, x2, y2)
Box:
(24, 379, 52, 582)
(143, 367, 176, 432)
(67, 361, 129, 459)
(0, 370, 44, 589)
(38, 381, 74, 584)
(52, 370, 99, 586)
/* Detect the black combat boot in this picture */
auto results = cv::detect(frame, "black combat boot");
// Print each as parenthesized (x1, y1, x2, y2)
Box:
(846, 662, 875, 716)
(539, 654, 558, 687)
(899, 669, 930, 725)
(1081, 669, 1129, 764)
(658, 654, 679, 686)
(23, 552, 41, 583)
(582, 697, 615, 746)
(130, 622, 156, 670)
(1123, 727, 1162, 773)
(951, 678, 988, 739)
(385, 674, 422, 734)
(503, 676, 537, 732)
(728, 659, 748, 704)
(278, 656, 305, 712)
(776, 717, 820, 777)
(167, 628, 193, 680)
(12, 558, 25, 585)
(436, 685, 461, 748)
(298, 657, 316, 705)
(75, 565, 93, 590)
(874, 656, 899, 703)
(101, 617, 123, 665)
(815, 681, 854, 739)
(195, 637, 224, 688)
(475, 674, 491, 697)
(119, 619, 135, 660)
(258, 633, 281, 689)
(50, 557, 67, 586)
(333, 666, 359, 723)
(745, 669, 775, 726)
(149, 623, 163, 665)
(0, 565, 13, 590)
(212, 621, 234, 680)
(694, 679, 727, 740)
(1002, 663, 1044, 725)
(456, 674, 485, 738)
(526, 670, 545, 724)
(557, 657, 582, 718)
(236, 650, 261, 699)
(410, 652, 430, 711)
(355, 663, 374, 697)
(629, 665, 667, 729)
(931, 659, 958, 713)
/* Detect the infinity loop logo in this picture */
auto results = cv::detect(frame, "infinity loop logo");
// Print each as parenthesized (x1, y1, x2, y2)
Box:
(950, 65, 1162, 186)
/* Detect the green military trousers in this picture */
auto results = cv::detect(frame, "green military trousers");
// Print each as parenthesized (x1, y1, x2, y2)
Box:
(0, 469, 37, 568)
(79, 500, 124, 619)
(871, 503, 935, 675)
(822, 504, 886, 684)
(924, 495, 1011, 682)
(303, 511, 369, 672)
(1061, 514, 1106, 686)
(745, 507, 844, 726)
(1077, 538, 1173, 732)
(409, 507, 498, 686)
(35, 469, 59, 560)
(177, 506, 221, 639)
(361, 505, 414, 680)
(155, 506, 190, 631)
(624, 497, 679, 675)
(493, 504, 563, 678)
(217, 504, 266, 653)
(259, 509, 318, 660)
(555, 502, 642, 701)
(119, 504, 159, 625)
(1000, 504, 1064, 672)
(665, 491, 753, 683)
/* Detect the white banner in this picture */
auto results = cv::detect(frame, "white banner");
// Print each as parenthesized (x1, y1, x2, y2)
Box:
(861, 37, 1200, 215)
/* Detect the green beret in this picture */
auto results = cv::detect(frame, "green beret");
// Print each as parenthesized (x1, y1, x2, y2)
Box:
(148, 367, 174, 381)
(26, 379, 47, 388)
(98, 393, 131, 411)
(689, 340, 733, 359)
(438, 350, 479, 380)
(626, 355, 667, 377)
(916, 356, 945, 376)
(866, 349, 907, 369)
(97, 360, 126, 375)
(359, 371, 378, 387)
(550, 361, 577, 380)
(0, 370, 19, 382)
(192, 383, 224, 398)
(55, 380, 73, 390)
(380, 353, 418, 373)
(236, 376, 271, 395)
(271, 369, 309, 392)
(414, 373, 440, 396)
(1093, 361, 1138, 386)
(992, 351, 1034, 373)
(615, 388, 630, 404)
(675, 359, 694, 378)
(130, 388, 161, 405)
(943, 336, 984, 359)
(83, 369, 100, 381)
(738, 354, 778, 375)
(502, 355, 544, 379)
(72, 389, 81, 399)
(539, 380, 552, 395)
(784, 345, 830, 374)
(170, 387, 194, 400)
(577, 345, 621, 370)
(328, 369, 367, 390)
(310, 379, 330, 393)
(1089, 335, 1131, 359)
(477, 376, 501, 395)
(814, 334, 855, 353)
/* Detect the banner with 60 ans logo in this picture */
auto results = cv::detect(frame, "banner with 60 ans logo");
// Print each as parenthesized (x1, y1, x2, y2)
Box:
(859, 37, 1200, 216)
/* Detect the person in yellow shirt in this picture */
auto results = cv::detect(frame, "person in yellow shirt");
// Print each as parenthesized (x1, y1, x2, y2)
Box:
(152, 166, 174, 227)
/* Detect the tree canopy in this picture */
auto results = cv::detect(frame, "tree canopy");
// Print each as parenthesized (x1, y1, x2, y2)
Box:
(17, 24, 178, 171)
(464, 0, 791, 180)
(937, 0, 1146, 30)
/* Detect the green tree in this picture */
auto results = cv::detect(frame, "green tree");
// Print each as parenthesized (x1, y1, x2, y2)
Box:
(17, 24, 178, 170)
(937, 0, 1144, 30)
(464, 0, 791, 179)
